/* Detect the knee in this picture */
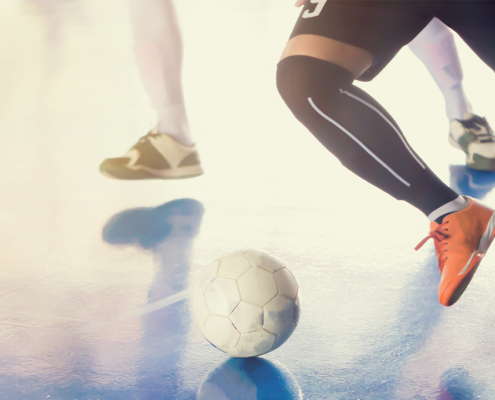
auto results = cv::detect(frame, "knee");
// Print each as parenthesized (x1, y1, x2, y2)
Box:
(276, 56, 354, 123)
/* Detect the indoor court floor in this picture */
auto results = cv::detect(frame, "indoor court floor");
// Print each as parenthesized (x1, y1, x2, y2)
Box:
(2, 1, 495, 399)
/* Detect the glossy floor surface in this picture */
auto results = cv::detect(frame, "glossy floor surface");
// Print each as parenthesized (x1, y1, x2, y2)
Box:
(2, 1, 495, 399)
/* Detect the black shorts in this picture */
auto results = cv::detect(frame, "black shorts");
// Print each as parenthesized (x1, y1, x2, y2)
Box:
(290, 1, 495, 82)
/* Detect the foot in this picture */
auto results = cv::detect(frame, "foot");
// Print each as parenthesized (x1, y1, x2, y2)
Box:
(415, 197, 495, 306)
(449, 113, 495, 171)
(100, 128, 203, 180)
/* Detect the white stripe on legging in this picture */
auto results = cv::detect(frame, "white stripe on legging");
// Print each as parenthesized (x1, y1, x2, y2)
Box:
(339, 89, 426, 169)
(308, 97, 411, 187)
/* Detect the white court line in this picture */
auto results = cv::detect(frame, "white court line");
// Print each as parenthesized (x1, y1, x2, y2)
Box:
(112, 288, 192, 323)
(75, 289, 193, 334)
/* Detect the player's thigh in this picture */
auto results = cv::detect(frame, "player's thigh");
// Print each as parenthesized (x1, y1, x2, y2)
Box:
(282, 0, 433, 82)
(437, 2, 495, 72)
(281, 35, 374, 79)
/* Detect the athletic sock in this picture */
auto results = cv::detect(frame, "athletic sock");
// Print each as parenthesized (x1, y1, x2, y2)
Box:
(277, 55, 459, 218)
(429, 196, 469, 223)
(440, 85, 472, 121)
(129, 0, 193, 147)
(157, 104, 193, 146)
(408, 18, 472, 121)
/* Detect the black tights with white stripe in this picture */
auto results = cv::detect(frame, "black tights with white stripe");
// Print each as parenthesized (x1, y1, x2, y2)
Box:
(277, 55, 458, 217)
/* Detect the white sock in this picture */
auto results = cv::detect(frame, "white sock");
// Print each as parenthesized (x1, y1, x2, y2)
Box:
(129, 0, 194, 146)
(428, 196, 469, 222)
(440, 85, 473, 121)
(157, 104, 193, 146)
(408, 18, 472, 121)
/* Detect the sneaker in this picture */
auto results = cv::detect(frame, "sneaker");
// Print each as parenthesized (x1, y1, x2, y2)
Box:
(415, 197, 495, 306)
(449, 113, 495, 171)
(100, 128, 204, 180)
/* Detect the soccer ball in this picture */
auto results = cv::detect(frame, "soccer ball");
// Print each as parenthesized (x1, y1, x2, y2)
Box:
(193, 249, 300, 358)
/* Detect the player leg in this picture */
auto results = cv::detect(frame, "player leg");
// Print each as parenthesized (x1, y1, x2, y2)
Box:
(100, 0, 203, 180)
(277, 1, 495, 306)
(408, 18, 495, 171)
(130, 0, 191, 145)
(278, 1, 461, 220)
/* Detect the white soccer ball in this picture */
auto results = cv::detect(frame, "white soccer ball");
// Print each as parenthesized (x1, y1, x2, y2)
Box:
(193, 249, 300, 358)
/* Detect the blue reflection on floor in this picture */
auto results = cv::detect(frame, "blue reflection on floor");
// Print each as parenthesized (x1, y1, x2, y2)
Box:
(198, 358, 302, 400)
(309, 255, 444, 399)
(437, 367, 495, 400)
(104, 199, 203, 400)
(450, 165, 495, 199)
(3, 1, 495, 399)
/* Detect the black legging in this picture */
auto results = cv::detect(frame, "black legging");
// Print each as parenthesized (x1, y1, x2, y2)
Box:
(277, 55, 459, 216)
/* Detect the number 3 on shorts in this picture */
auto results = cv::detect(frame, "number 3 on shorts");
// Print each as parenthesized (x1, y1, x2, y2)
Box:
(302, 0, 328, 19)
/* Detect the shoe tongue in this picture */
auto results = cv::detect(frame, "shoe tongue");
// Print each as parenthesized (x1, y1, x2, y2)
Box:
(462, 112, 474, 121)
(429, 220, 440, 230)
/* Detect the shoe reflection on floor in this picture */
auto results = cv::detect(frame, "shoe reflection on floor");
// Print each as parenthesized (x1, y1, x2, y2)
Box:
(102, 198, 204, 399)
(437, 367, 494, 400)
(449, 165, 495, 199)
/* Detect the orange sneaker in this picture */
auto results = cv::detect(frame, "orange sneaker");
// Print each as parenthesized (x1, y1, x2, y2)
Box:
(415, 197, 495, 306)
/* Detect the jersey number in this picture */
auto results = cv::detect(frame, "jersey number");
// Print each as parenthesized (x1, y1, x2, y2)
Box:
(302, 0, 328, 19)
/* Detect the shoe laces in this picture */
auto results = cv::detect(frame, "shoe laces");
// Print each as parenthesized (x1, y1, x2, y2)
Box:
(466, 117, 495, 143)
(415, 221, 450, 264)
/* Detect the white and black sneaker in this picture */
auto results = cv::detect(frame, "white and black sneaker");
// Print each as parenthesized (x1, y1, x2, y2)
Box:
(100, 128, 203, 180)
(449, 113, 495, 171)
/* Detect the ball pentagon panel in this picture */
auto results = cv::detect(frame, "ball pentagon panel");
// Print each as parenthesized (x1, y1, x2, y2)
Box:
(204, 277, 241, 316)
(218, 251, 253, 279)
(230, 301, 263, 334)
(237, 266, 278, 306)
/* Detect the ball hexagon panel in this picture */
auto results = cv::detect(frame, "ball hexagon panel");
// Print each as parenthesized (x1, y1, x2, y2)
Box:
(263, 294, 295, 335)
(203, 314, 241, 349)
(229, 301, 263, 334)
(244, 249, 285, 272)
(294, 296, 301, 326)
(218, 251, 252, 279)
(271, 323, 296, 351)
(197, 259, 220, 292)
(192, 291, 209, 328)
(274, 268, 298, 300)
(234, 328, 276, 358)
(205, 277, 241, 316)
(237, 266, 278, 306)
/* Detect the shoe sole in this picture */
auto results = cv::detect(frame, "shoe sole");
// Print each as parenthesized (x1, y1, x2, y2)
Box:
(440, 211, 495, 306)
(449, 135, 495, 171)
(100, 164, 204, 180)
